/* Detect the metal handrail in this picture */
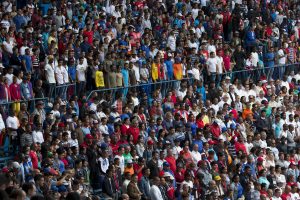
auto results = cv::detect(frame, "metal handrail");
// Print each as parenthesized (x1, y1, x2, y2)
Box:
(86, 63, 299, 100)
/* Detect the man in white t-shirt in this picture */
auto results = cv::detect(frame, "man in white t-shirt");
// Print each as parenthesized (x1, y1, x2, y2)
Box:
(0, 113, 5, 131)
(55, 59, 69, 100)
(5, 67, 14, 86)
(6, 112, 19, 138)
(44, 57, 56, 100)
(32, 123, 44, 144)
(76, 57, 87, 95)
(216, 50, 224, 85)
(277, 47, 286, 79)
(207, 52, 218, 83)
(0, 13, 10, 30)
(2, 35, 14, 54)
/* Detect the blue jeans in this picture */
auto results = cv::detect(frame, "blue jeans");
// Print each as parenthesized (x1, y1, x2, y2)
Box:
(209, 73, 216, 83)
(77, 81, 86, 96)
(48, 83, 56, 100)
(267, 67, 274, 80)
(57, 84, 68, 100)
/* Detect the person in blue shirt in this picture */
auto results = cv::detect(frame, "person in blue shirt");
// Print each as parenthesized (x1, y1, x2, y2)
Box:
(245, 26, 257, 51)
(119, 34, 129, 53)
(22, 48, 32, 73)
(230, 175, 243, 199)
(13, 10, 26, 31)
(121, 63, 129, 98)
(80, 36, 91, 54)
(264, 46, 275, 79)
(173, 14, 184, 29)
(141, 40, 150, 59)
(67, 59, 77, 83)
(176, 0, 184, 12)
(192, 132, 204, 153)
(241, 155, 257, 178)
(196, 80, 206, 102)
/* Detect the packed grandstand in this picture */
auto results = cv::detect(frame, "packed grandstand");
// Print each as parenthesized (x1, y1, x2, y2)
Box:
(0, 0, 299, 200)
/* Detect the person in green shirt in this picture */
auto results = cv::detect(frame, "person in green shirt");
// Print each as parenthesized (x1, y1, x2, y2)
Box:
(123, 145, 133, 165)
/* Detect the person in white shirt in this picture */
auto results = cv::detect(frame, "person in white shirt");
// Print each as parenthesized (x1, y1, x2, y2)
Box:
(2, 1, 12, 13)
(272, 188, 282, 200)
(142, 13, 152, 30)
(32, 123, 44, 144)
(2, 35, 14, 54)
(5, 67, 14, 86)
(207, 52, 218, 83)
(191, 144, 202, 165)
(0, 13, 10, 30)
(76, 57, 87, 95)
(251, 48, 259, 67)
(61, 63, 69, 100)
(167, 31, 176, 52)
(45, 57, 56, 100)
(20, 40, 30, 56)
(55, 59, 69, 100)
(68, 132, 79, 149)
(55, 60, 65, 85)
(122, 172, 131, 194)
(150, 177, 163, 200)
(0, 113, 5, 131)
(6, 112, 19, 139)
(195, 23, 205, 39)
(99, 117, 109, 135)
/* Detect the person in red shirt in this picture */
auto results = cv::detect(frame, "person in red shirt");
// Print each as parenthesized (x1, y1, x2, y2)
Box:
(81, 134, 94, 148)
(126, 119, 140, 144)
(281, 185, 292, 200)
(174, 163, 185, 186)
(110, 135, 119, 156)
(121, 118, 130, 135)
(234, 136, 247, 155)
(133, 157, 145, 181)
(83, 25, 94, 45)
(29, 143, 40, 169)
(210, 120, 221, 139)
(165, 149, 176, 173)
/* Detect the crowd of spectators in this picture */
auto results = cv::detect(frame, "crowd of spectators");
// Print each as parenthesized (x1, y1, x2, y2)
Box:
(0, 0, 300, 200)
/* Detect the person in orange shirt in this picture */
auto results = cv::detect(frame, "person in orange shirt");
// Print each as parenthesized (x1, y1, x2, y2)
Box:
(124, 159, 135, 175)
(173, 57, 183, 90)
(242, 102, 253, 119)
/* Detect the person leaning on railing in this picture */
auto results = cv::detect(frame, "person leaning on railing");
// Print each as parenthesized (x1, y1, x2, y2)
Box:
(9, 75, 21, 114)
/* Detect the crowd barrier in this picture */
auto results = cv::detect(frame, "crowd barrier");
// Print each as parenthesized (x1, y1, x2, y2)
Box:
(86, 63, 300, 102)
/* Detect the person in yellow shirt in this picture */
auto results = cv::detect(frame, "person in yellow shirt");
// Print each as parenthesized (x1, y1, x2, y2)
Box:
(48, 30, 58, 49)
(151, 59, 159, 82)
(95, 66, 105, 89)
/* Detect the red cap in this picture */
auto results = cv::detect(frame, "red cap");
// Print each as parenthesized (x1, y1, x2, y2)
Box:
(85, 134, 93, 139)
(290, 161, 296, 166)
(257, 157, 264, 163)
(2, 167, 9, 173)
(197, 160, 205, 167)
(58, 122, 65, 128)
(147, 140, 154, 145)
(208, 140, 217, 145)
